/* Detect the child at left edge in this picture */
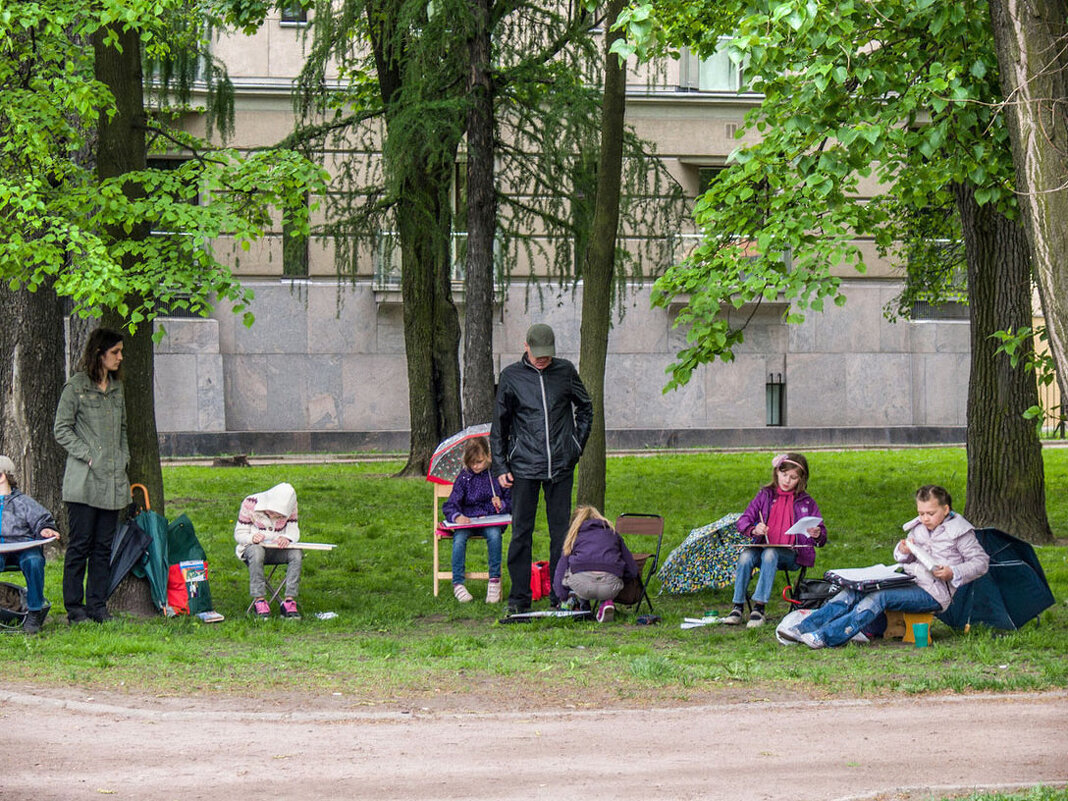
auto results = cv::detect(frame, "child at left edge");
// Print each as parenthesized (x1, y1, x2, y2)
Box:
(0, 455, 61, 634)
(443, 438, 511, 604)
(724, 452, 827, 628)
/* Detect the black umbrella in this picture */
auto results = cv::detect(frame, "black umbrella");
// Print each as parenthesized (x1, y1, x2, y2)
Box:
(107, 514, 152, 600)
(938, 528, 1055, 631)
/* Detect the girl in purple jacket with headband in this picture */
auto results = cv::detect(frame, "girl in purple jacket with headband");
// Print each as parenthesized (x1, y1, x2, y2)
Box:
(723, 453, 828, 628)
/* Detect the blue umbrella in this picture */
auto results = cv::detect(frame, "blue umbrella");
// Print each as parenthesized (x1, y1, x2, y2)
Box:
(938, 528, 1054, 631)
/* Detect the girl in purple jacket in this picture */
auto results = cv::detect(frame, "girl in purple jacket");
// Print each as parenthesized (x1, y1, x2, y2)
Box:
(443, 438, 511, 604)
(553, 506, 639, 623)
(723, 453, 827, 628)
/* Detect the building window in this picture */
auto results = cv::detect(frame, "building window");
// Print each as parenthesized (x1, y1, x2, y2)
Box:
(910, 300, 969, 320)
(280, 3, 308, 23)
(146, 157, 201, 317)
(697, 166, 727, 194)
(282, 193, 309, 277)
(766, 372, 785, 426)
(679, 40, 747, 93)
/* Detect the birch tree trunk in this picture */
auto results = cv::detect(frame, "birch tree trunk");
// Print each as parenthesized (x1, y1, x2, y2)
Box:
(988, 0, 1068, 413)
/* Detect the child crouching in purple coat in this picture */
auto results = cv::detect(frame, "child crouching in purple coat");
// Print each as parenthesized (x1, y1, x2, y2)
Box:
(553, 506, 639, 623)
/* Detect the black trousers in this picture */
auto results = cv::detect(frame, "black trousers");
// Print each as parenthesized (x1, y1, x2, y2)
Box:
(506, 471, 574, 609)
(63, 503, 119, 620)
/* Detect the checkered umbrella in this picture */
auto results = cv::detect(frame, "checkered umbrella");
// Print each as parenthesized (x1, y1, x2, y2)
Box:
(657, 513, 745, 594)
(426, 423, 492, 485)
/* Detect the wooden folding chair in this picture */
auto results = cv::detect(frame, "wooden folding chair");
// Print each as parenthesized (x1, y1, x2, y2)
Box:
(614, 512, 665, 614)
(432, 483, 490, 596)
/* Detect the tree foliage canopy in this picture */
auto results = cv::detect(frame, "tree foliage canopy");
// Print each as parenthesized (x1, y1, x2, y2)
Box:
(0, 0, 327, 330)
(625, 0, 1016, 389)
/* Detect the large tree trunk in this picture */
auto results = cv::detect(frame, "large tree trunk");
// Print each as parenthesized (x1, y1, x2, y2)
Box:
(954, 183, 1051, 543)
(461, 0, 498, 427)
(0, 284, 67, 522)
(988, 0, 1068, 415)
(576, 0, 626, 510)
(397, 170, 464, 477)
(367, 1, 464, 477)
(95, 24, 164, 514)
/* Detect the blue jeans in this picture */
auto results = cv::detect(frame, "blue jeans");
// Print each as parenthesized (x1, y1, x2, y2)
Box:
(452, 526, 504, 585)
(795, 584, 940, 647)
(0, 547, 47, 611)
(732, 547, 799, 605)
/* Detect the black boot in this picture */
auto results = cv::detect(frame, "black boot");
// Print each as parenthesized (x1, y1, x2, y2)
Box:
(23, 607, 49, 635)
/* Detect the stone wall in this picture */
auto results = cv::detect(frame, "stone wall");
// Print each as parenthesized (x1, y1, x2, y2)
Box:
(151, 278, 970, 455)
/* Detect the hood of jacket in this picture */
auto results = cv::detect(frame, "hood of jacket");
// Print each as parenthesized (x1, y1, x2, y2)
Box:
(253, 483, 298, 518)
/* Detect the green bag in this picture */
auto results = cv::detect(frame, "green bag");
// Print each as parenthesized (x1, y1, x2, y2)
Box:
(166, 514, 214, 616)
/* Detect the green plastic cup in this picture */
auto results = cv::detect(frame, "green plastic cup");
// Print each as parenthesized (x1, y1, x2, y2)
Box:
(912, 621, 930, 648)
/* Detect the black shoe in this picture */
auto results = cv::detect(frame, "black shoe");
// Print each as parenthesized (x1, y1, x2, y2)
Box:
(23, 608, 48, 635)
(506, 603, 531, 616)
(68, 611, 89, 626)
(89, 611, 114, 623)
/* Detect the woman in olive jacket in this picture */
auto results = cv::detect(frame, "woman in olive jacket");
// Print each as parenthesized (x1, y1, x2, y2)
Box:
(53, 328, 129, 624)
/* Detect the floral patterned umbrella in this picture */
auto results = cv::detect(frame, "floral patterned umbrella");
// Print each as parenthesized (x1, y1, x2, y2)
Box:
(426, 423, 492, 485)
(657, 513, 745, 595)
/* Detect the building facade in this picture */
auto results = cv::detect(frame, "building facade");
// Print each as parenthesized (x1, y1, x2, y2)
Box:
(152, 16, 970, 455)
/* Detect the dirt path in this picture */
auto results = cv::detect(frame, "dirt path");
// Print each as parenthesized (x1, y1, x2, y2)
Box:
(1, 687, 1065, 801)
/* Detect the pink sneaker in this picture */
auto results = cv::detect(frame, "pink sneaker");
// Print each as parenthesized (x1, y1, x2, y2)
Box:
(252, 599, 271, 618)
(596, 600, 615, 623)
(280, 598, 301, 619)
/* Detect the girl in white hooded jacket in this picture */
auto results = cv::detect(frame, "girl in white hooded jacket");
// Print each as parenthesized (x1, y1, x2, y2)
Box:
(782, 485, 989, 648)
(235, 482, 302, 619)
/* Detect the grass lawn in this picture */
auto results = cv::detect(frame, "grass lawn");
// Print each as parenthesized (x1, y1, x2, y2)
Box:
(937, 789, 1068, 801)
(2, 447, 1065, 704)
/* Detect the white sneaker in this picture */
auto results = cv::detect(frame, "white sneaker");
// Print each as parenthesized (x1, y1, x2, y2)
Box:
(722, 608, 745, 625)
(777, 623, 804, 644)
(486, 581, 502, 604)
(798, 631, 825, 649)
(453, 584, 473, 603)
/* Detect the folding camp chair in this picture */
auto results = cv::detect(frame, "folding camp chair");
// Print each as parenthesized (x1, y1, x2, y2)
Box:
(1, 546, 54, 631)
(244, 563, 287, 613)
(747, 560, 808, 612)
(0, 571, 31, 631)
(432, 483, 490, 596)
(614, 512, 664, 614)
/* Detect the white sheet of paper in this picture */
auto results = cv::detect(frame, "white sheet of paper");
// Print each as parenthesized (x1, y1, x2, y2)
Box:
(906, 539, 939, 571)
(825, 564, 907, 582)
(0, 538, 57, 554)
(442, 514, 512, 529)
(785, 516, 823, 537)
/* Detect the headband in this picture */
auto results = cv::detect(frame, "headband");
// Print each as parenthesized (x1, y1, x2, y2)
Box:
(772, 454, 801, 470)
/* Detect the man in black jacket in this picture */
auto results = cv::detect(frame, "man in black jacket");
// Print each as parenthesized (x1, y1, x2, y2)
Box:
(490, 323, 593, 614)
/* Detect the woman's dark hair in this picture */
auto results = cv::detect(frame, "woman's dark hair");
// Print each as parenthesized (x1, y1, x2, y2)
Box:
(462, 437, 491, 470)
(764, 452, 810, 493)
(916, 484, 952, 509)
(78, 328, 124, 384)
